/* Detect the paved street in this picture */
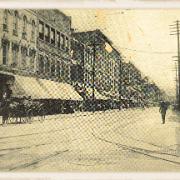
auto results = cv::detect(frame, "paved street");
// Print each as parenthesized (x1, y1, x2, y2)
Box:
(0, 107, 180, 172)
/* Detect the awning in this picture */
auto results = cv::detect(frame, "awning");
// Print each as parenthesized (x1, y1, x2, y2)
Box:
(11, 75, 83, 101)
(37, 78, 83, 101)
(86, 87, 109, 100)
(11, 75, 50, 99)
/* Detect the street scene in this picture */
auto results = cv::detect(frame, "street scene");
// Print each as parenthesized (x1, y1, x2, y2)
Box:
(0, 107, 180, 171)
(0, 9, 179, 172)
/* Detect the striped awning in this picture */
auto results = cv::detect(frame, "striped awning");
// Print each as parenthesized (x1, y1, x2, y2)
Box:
(11, 75, 83, 101)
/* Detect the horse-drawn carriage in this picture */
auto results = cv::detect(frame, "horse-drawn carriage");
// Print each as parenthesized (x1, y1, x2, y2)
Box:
(0, 97, 46, 125)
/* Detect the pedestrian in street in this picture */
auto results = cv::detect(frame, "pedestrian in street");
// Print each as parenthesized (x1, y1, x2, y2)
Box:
(159, 101, 169, 124)
(1, 97, 10, 126)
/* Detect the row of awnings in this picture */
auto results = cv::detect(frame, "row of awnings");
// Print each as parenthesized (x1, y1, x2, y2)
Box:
(3, 73, 145, 102)
(10, 75, 83, 101)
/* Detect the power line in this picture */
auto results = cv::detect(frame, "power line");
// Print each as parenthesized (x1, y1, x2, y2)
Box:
(117, 47, 176, 54)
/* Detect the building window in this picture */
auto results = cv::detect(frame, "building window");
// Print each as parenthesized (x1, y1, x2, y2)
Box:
(31, 20, 35, 41)
(57, 31, 60, 48)
(38, 55, 44, 74)
(13, 11, 18, 36)
(45, 24, 50, 43)
(65, 36, 69, 52)
(56, 61, 60, 77)
(22, 16, 27, 39)
(50, 28, 55, 45)
(51, 62, 55, 77)
(2, 42, 8, 65)
(3, 10, 8, 31)
(44, 56, 50, 75)
(12, 44, 19, 67)
(21, 47, 27, 68)
(60, 34, 65, 50)
(39, 21, 44, 40)
(29, 49, 35, 70)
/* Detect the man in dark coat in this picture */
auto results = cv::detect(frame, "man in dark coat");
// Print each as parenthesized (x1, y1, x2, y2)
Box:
(159, 101, 169, 124)
(1, 97, 10, 125)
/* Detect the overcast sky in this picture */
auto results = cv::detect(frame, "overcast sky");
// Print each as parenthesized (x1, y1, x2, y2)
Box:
(63, 9, 180, 96)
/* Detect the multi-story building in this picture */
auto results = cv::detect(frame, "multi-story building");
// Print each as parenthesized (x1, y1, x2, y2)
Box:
(0, 9, 82, 105)
(35, 10, 72, 83)
(72, 29, 121, 101)
(0, 9, 162, 113)
(0, 9, 37, 99)
(121, 61, 162, 106)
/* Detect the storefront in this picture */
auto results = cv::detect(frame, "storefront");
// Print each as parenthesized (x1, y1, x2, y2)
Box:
(0, 71, 15, 101)
(8, 74, 83, 114)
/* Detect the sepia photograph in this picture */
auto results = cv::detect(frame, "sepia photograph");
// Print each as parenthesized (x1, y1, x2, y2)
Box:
(0, 5, 180, 179)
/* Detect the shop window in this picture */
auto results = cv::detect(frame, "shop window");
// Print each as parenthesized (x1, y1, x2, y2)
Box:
(13, 11, 18, 36)
(45, 24, 50, 43)
(39, 21, 44, 40)
(3, 10, 8, 31)
(50, 28, 55, 45)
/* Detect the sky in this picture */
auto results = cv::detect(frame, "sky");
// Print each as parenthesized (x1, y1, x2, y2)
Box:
(63, 9, 180, 97)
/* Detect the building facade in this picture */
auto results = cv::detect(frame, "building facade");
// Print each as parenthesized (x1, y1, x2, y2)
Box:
(0, 9, 163, 112)
(0, 9, 37, 99)
(73, 29, 121, 101)
(0, 9, 82, 105)
(0, 9, 37, 74)
(35, 10, 72, 83)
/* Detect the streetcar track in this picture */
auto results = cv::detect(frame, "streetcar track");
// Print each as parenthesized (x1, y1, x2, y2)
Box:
(0, 143, 51, 157)
(92, 132, 180, 166)
(0, 126, 72, 140)
(9, 149, 69, 171)
(95, 111, 175, 155)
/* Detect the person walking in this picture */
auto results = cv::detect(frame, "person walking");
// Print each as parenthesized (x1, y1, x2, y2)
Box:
(1, 96, 10, 126)
(159, 101, 169, 124)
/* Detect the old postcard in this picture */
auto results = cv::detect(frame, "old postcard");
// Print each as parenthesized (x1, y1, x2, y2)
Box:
(0, 5, 180, 179)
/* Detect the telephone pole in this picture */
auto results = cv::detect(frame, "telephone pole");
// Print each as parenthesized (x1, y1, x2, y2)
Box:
(175, 62, 179, 105)
(170, 20, 180, 110)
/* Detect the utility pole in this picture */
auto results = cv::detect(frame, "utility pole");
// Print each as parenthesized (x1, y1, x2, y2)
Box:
(118, 54, 122, 110)
(92, 34, 96, 113)
(175, 62, 179, 105)
(170, 20, 180, 110)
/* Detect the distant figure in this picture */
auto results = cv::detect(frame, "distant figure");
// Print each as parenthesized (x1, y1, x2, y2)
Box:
(159, 101, 169, 124)
(1, 97, 10, 126)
